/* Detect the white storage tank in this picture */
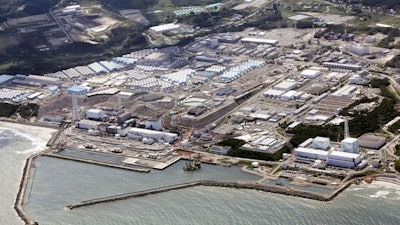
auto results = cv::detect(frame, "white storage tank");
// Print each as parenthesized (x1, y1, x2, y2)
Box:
(251, 162, 259, 168)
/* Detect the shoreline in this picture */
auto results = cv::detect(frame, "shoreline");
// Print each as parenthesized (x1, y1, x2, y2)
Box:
(8, 121, 400, 224)
(0, 121, 57, 225)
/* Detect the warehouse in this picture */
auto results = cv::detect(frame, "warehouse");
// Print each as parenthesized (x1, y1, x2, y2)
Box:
(274, 80, 297, 91)
(300, 69, 321, 79)
(281, 90, 298, 101)
(322, 62, 362, 71)
(240, 37, 279, 46)
(332, 85, 357, 98)
(150, 23, 180, 34)
(127, 127, 178, 143)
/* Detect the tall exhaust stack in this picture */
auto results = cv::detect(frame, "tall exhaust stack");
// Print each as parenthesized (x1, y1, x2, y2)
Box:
(344, 116, 349, 139)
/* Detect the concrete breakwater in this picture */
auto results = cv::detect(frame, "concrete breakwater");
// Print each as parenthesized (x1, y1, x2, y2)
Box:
(14, 152, 47, 225)
(43, 152, 151, 173)
(67, 180, 348, 210)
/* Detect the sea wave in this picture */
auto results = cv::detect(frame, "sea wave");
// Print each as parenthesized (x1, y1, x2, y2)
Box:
(0, 127, 48, 154)
(370, 190, 390, 198)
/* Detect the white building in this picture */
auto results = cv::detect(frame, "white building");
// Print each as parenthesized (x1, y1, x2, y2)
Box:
(345, 44, 369, 56)
(127, 128, 178, 143)
(274, 80, 297, 91)
(281, 90, 298, 101)
(150, 23, 180, 34)
(300, 69, 321, 79)
(76, 120, 102, 130)
(294, 147, 329, 160)
(312, 136, 330, 150)
(341, 137, 360, 153)
(327, 150, 362, 169)
(240, 37, 279, 46)
(86, 109, 104, 120)
(145, 119, 163, 131)
(332, 85, 357, 98)
(348, 75, 368, 85)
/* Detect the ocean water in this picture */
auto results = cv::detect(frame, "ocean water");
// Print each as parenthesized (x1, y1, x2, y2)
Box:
(2, 128, 400, 225)
(0, 127, 48, 225)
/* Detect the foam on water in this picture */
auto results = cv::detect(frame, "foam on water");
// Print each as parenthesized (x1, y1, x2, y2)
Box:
(370, 190, 390, 198)
(0, 127, 48, 154)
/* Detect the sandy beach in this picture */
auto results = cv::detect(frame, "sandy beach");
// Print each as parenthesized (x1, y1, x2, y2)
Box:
(0, 121, 57, 142)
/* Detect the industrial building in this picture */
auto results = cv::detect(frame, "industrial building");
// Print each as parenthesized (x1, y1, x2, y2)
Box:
(345, 44, 369, 56)
(209, 145, 232, 155)
(150, 23, 180, 34)
(341, 137, 360, 153)
(273, 80, 297, 91)
(215, 85, 233, 96)
(300, 69, 321, 79)
(312, 136, 330, 150)
(348, 75, 368, 85)
(145, 119, 163, 131)
(75, 120, 103, 130)
(294, 147, 329, 160)
(322, 62, 362, 71)
(263, 89, 286, 99)
(86, 109, 108, 121)
(358, 134, 386, 149)
(240, 37, 279, 46)
(127, 127, 178, 143)
(327, 151, 362, 169)
(331, 85, 357, 98)
(294, 147, 362, 169)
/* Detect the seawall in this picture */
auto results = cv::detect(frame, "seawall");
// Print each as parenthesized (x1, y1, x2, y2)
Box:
(14, 152, 44, 225)
(67, 180, 341, 210)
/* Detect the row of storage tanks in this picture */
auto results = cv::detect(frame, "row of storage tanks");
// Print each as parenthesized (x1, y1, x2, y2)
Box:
(126, 77, 174, 92)
(220, 60, 266, 81)
(160, 69, 195, 86)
